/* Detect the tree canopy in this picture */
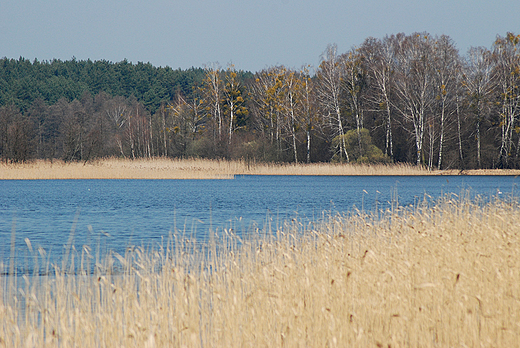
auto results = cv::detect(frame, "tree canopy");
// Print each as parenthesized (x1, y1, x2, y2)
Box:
(1, 32, 520, 169)
(0, 58, 207, 113)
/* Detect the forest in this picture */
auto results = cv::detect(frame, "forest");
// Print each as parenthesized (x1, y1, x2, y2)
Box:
(1, 32, 519, 169)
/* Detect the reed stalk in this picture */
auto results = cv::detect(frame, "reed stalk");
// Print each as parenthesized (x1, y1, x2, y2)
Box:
(1, 195, 520, 346)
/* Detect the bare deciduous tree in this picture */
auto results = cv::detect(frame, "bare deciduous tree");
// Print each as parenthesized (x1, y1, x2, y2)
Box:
(432, 35, 462, 169)
(317, 44, 349, 162)
(492, 33, 520, 167)
(463, 47, 495, 168)
(393, 33, 436, 166)
(360, 37, 396, 158)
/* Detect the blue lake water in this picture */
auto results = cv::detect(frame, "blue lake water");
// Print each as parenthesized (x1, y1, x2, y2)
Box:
(1, 175, 519, 271)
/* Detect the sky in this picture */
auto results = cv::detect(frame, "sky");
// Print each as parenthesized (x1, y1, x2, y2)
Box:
(1, 0, 519, 73)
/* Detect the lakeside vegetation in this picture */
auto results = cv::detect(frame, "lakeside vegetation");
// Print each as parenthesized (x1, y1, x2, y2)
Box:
(2, 158, 520, 179)
(1, 32, 520, 169)
(3, 30, 520, 347)
(1, 195, 519, 346)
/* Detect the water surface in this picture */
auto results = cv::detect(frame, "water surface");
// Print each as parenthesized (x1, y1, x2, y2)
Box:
(1, 175, 518, 270)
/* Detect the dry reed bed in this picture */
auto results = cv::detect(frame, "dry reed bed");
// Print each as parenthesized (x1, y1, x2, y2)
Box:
(0, 158, 235, 179)
(1, 196, 520, 347)
(2, 158, 519, 179)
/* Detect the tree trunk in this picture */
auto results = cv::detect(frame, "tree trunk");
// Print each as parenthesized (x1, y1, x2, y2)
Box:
(385, 99, 393, 157)
(306, 128, 311, 163)
(456, 97, 464, 169)
(437, 100, 445, 170)
(336, 105, 349, 162)
(228, 100, 234, 144)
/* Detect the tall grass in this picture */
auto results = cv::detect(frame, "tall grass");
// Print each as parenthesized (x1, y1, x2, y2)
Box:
(3, 157, 518, 179)
(2, 195, 520, 347)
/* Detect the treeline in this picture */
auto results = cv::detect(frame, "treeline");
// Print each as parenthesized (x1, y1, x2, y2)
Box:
(1, 32, 520, 168)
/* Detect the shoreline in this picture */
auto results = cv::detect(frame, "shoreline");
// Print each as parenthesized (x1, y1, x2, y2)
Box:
(1, 158, 520, 179)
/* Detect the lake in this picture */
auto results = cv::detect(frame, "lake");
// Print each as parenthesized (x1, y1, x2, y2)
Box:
(1, 175, 518, 272)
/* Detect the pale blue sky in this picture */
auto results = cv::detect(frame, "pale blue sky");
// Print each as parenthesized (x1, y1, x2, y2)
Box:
(1, 0, 519, 72)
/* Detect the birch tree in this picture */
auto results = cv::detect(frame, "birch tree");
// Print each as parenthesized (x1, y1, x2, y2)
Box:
(300, 65, 316, 163)
(222, 65, 248, 144)
(167, 94, 204, 156)
(360, 36, 396, 158)
(432, 35, 461, 169)
(281, 67, 302, 163)
(317, 44, 349, 162)
(492, 33, 520, 167)
(393, 33, 436, 166)
(105, 96, 130, 157)
(201, 64, 223, 141)
(251, 66, 286, 153)
(463, 47, 495, 168)
(341, 49, 367, 157)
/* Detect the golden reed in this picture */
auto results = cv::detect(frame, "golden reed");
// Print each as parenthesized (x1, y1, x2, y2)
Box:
(1, 195, 519, 346)
(1, 157, 519, 179)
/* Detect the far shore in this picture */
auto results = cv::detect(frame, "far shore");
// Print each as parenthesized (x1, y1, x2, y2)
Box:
(1, 158, 519, 179)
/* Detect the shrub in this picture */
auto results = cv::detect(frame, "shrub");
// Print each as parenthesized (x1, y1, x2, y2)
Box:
(332, 128, 391, 163)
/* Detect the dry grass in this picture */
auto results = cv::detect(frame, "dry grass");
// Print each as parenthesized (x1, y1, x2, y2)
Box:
(238, 161, 430, 176)
(2, 196, 520, 347)
(2, 157, 519, 179)
(0, 158, 234, 179)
